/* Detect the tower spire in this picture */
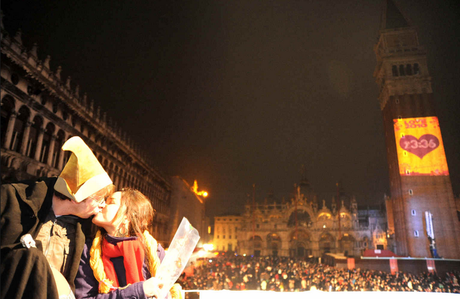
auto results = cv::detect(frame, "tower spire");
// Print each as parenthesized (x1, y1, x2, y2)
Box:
(381, 0, 410, 30)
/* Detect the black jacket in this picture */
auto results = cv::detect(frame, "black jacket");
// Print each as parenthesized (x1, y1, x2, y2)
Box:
(1, 177, 90, 298)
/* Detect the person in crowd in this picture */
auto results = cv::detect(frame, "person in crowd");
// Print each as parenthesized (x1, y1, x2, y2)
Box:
(177, 255, 460, 293)
(1, 136, 115, 299)
(75, 189, 182, 299)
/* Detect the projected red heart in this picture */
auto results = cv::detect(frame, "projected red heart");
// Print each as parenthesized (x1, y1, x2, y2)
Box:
(399, 134, 439, 159)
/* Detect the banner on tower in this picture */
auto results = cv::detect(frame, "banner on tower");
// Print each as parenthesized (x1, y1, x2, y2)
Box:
(393, 116, 449, 176)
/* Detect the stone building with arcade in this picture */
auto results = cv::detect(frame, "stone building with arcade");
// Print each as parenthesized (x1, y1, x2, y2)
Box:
(0, 23, 173, 245)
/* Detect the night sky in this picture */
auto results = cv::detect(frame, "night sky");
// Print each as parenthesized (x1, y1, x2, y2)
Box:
(2, 0, 459, 220)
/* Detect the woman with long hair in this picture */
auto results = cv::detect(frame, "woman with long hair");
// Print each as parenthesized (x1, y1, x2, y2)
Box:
(75, 188, 181, 299)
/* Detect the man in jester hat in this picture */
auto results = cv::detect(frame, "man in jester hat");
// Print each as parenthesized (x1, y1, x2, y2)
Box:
(1, 136, 115, 299)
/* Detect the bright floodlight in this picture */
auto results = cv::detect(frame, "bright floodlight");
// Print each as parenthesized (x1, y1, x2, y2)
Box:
(203, 244, 214, 251)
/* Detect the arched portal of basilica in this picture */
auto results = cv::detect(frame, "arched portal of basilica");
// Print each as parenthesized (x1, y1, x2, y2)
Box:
(267, 233, 281, 256)
(289, 230, 311, 258)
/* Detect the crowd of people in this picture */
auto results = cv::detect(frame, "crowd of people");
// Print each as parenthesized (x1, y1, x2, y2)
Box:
(178, 255, 460, 293)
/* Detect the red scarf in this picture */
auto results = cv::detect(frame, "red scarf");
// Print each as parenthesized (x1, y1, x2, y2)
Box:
(102, 238, 145, 288)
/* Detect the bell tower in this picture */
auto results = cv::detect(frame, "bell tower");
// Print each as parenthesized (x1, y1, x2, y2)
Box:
(374, 0, 460, 258)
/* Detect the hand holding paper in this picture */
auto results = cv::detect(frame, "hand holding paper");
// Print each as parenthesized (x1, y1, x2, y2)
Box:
(156, 217, 200, 299)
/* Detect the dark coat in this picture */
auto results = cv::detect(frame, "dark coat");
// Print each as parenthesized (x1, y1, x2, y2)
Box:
(1, 177, 90, 299)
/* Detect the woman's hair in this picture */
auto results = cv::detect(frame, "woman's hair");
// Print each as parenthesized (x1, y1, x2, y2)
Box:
(95, 188, 157, 265)
(115, 188, 156, 237)
(92, 184, 117, 202)
(112, 188, 157, 267)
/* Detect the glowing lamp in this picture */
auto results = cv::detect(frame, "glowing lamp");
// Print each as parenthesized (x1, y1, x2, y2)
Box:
(203, 244, 214, 251)
(192, 180, 209, 197)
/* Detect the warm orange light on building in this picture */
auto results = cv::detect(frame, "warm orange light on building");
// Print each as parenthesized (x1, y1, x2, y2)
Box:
(192, 180, 209, 197)
(317, 212, 331, 219)
(393, 116, 449, 176)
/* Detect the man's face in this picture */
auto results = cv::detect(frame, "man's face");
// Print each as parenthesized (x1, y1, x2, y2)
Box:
(76, 191, 108, 218)
(92, 192, 123, 229)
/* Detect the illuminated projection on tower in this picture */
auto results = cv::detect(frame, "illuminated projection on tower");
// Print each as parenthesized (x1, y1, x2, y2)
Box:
(394, 117, 449, 176)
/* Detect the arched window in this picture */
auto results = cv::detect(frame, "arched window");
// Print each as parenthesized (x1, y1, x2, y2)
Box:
(71, 114, 77, 127)
(413, 63, 420, 75)
(41, 94, 48, 105)
(11, 73, 19, 85)
(392, 65, 398, 77)
(1, 96, 15, 147)
(250, 235, 263, 249)
(87, 127, 92, 140)
(41, 122, 55, 163)
(12, 106, 30, 152)
(399, 65, 405, 76)
(52, 101, 58, 113)
(319, 233, 335, 254)
(406, 64, 413, 75)
(108, 161, 113, 176)
(29, 116, 44, 158)
(288, 210, 312, 227)
(62, 108, 68, 121)
(53, 130, 66, 168)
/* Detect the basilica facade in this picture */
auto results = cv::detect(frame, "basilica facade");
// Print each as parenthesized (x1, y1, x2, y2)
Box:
(215, 179, 388, 258)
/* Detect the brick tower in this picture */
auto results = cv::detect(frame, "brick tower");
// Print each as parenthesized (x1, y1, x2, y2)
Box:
(374, 0, 460, 258)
